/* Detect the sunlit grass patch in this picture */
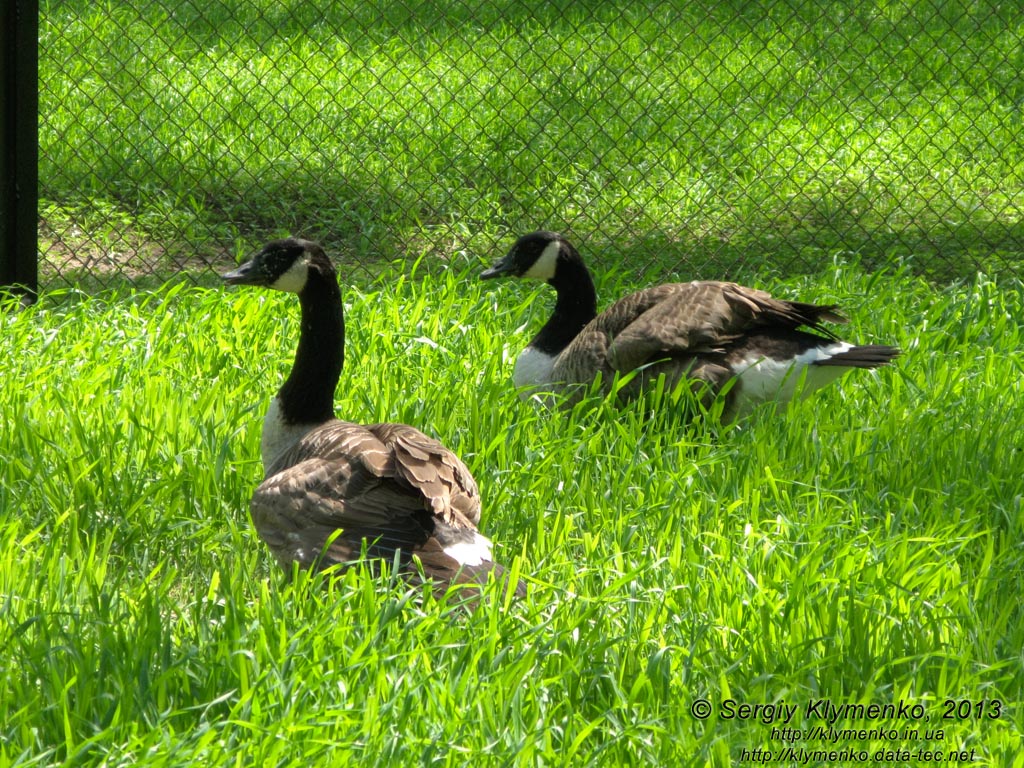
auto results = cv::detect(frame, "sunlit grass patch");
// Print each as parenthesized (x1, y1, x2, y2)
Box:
(2, 264, 1021, 764)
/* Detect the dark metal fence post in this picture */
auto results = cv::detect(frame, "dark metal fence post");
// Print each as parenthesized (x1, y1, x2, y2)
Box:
(1, 0, 39, 303)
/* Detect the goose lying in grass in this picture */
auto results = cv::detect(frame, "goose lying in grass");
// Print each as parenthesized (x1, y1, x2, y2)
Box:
(223, 238, 524, 598)
(481, 230, 900, 419)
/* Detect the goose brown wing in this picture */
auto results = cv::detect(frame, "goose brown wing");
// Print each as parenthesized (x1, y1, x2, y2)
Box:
(366, 422, 482, 528)
(250, 420, 480, 570)
(250, 457, 431, 566)
(581, 281, 845, 373)
(264, 419, 390, 478)
(366, 424, 526, 598)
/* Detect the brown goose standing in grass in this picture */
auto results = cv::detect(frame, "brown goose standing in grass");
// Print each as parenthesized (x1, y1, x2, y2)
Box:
(481, 230, 900, 419)
(223, 238, 524, 599)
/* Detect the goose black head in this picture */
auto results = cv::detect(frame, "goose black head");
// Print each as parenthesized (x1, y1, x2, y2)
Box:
(222, 238, 329, 293)
(481, 230, 578, 284)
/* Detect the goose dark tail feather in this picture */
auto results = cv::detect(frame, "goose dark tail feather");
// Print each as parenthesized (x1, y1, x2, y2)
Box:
(814, 344, 902, 368)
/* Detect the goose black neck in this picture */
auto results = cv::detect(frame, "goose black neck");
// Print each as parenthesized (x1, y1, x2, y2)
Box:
(278, 269, 345, 425)
(532, 253, 599, 355)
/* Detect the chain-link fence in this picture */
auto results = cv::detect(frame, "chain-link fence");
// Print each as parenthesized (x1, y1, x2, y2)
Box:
(29, 0, 1024, 290)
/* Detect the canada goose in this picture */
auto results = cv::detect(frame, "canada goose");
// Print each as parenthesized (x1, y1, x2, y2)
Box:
(223, 238, 524, 598)
(481, 230, 900, 419)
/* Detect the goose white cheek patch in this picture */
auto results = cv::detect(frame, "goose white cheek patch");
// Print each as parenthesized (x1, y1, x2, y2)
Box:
(522, 240, 561, 281)
(271, 256, 310, 293)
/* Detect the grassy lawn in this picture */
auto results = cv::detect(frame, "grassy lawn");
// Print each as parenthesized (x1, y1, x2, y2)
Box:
(1, 261, 1022, 765)
(37, 0, 1023, 285)
(14, 0, 1024, 764)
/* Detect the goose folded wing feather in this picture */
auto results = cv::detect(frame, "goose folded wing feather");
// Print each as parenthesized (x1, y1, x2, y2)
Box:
(603, 281, 851, 373)
(722, 283, 848, 332)
(602, 282, 751, 372)
(264, 420, 391, 478)
(251, 453, 436, 566)
(369, 422, 482, 529)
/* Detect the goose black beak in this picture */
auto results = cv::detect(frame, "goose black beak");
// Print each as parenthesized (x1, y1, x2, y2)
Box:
(221, 259, 262, 286)
(481, 257, 515, 280)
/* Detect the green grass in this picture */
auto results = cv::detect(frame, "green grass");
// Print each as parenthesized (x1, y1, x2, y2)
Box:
(38, 0, 1024, 285)
(20, 0, 1024, 762)
(1, 262, 1022, 765)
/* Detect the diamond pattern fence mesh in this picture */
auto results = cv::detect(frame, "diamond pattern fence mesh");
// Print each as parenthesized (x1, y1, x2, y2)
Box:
(33, 0, 1024, 290)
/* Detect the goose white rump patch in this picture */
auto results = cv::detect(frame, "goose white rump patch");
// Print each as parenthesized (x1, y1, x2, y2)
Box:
(444, 532, 494, 566)
(734, 342, 855, 403)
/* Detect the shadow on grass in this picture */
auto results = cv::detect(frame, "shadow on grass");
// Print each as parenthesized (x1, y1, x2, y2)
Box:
(39, 200, 1024, 296)
(93, 0, 1023, 57)
(37, 0, 1023, 292)
(561, 208, 1024, 286)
